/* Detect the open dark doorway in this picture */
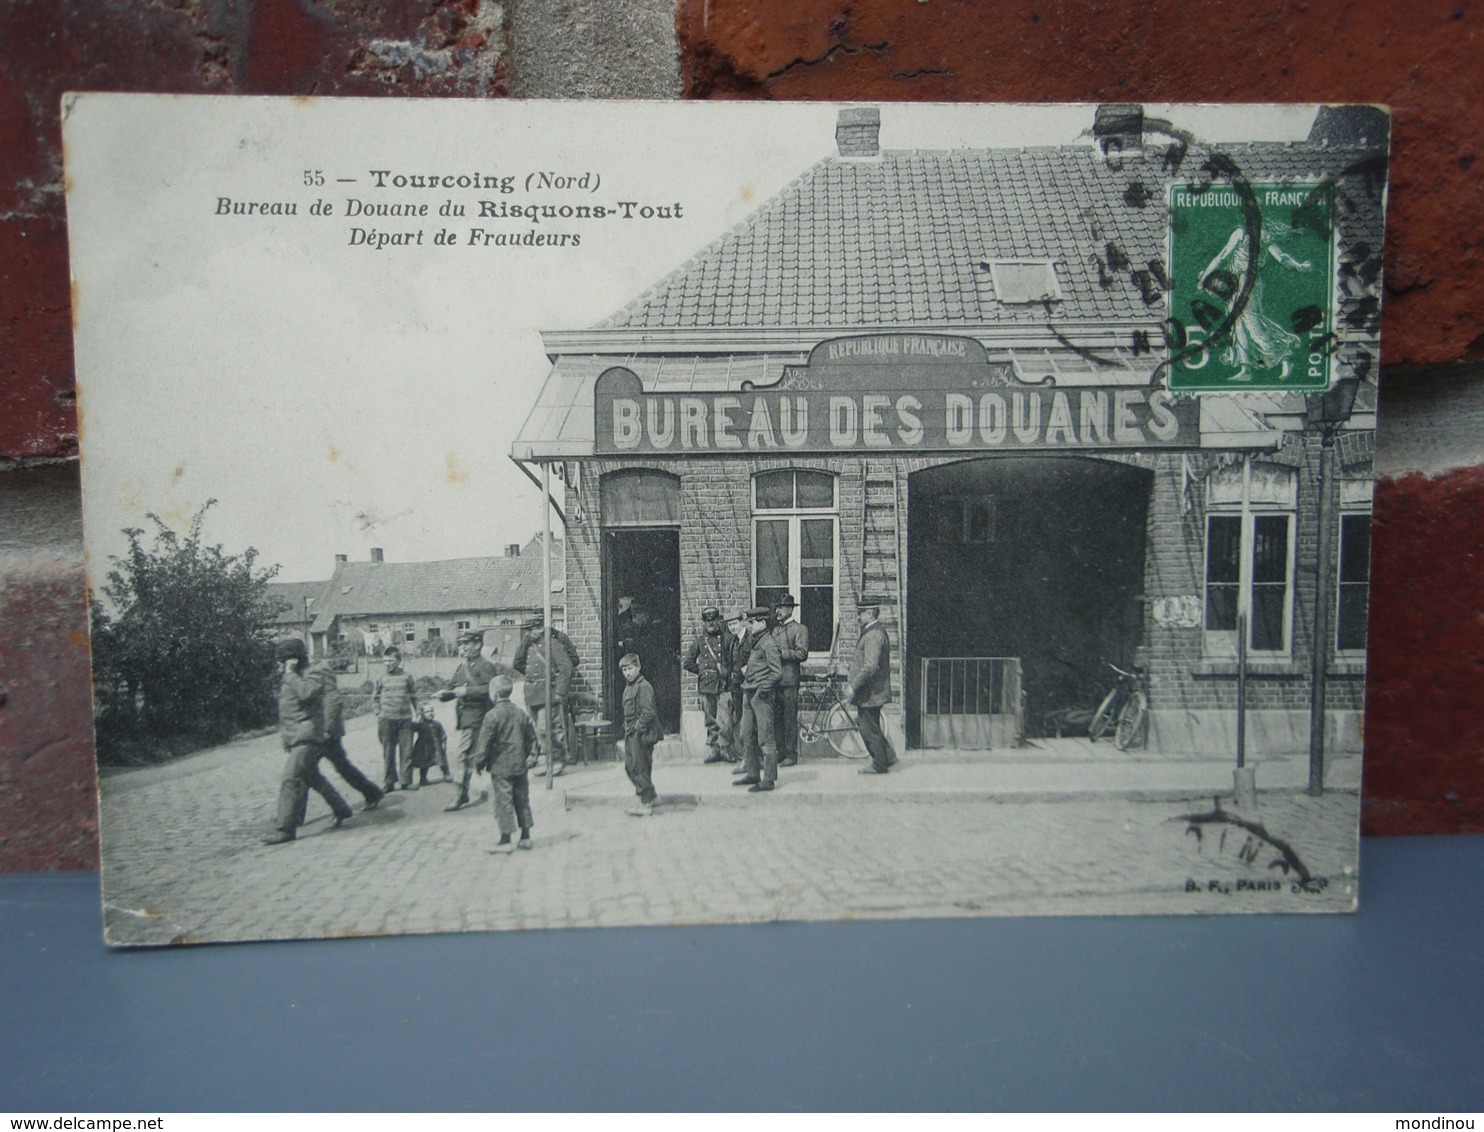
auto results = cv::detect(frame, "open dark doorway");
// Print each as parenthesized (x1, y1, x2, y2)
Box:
(603, 528, 682, 734)
(907, 456, 1151, 746)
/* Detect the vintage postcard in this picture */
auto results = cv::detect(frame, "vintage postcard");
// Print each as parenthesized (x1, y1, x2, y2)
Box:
(63, 96, 1388, 944)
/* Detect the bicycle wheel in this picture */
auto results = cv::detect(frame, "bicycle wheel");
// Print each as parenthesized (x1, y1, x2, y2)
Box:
(824, 703, 868, 759)
(1088, 688, 1118, 742)
(1114, 690, 1148, 751)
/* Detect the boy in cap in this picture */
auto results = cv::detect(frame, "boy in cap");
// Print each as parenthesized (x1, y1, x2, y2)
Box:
(848, 598, 898, 775)
(264, 638, 354, 845)
(441, 628, 503, 811)
(734, 607, 784, 792)
(373, 645, 419, 792)
(770, 594, 809, 767)
(684, 606, 733, 764)
(620, 652, 662, 816)
(473, 674, 538, 851)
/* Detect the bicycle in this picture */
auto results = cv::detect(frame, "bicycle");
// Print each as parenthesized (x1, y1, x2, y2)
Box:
(1088, 662, 1149, 751)
(797, 672, 868, 759)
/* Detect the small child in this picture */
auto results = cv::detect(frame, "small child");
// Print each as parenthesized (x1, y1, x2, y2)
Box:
(411, 704, 449, 785)
(620, 652, 662, 816)
(472, 674, 538, 852)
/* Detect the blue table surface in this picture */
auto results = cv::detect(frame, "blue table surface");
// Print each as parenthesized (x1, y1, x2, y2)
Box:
(3, 835, 1482, 1112)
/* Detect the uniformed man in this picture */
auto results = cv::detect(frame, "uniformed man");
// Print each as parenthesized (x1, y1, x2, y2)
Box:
(264, 637, 354, 845)
(514, 614, 576, 776)
(847, 598, 897, 776)
(683, 606, 733, 763)
(733, 607, 784, 793)
(770, 594, 809, 767)
(441, 628, 503, 811)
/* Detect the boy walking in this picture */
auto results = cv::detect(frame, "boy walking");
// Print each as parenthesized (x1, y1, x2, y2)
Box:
(473, 674, 538, 852)
(620, 652, 662, 816)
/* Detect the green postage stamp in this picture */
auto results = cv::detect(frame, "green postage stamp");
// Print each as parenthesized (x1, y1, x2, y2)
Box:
(1167, 182, 1336, 392)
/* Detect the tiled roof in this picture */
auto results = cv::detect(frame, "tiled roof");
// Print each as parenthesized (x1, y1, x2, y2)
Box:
(598, 142, 1378, 332)
(265, 580, 331, 626)
(308, 541, 562, 633)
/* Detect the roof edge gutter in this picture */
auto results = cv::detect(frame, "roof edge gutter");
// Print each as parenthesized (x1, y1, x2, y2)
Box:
(541, 322, 1168, 357)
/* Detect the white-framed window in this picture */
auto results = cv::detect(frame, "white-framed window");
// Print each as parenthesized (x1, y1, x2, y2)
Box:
(983, 259, 1062, 304)
(427, 627, 441, 640)
(456, 620, 471, 630)
(753, 469, 838, 656)
(1203, 462, 1297, 657)
(368, 622, 379, 632)
(1337, 481, 1372, 655)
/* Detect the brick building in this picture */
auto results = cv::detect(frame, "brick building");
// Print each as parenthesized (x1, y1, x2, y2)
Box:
(512, 104, 1384, 761)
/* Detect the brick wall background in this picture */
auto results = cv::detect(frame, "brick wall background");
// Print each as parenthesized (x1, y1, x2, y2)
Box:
(4, 0, 1482, 869)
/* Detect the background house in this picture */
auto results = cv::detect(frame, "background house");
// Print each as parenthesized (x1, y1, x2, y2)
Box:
(268, 535, 564, 668)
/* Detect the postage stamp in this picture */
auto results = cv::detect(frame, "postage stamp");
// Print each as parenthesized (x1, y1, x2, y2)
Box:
(1167, 181, 1337, 392)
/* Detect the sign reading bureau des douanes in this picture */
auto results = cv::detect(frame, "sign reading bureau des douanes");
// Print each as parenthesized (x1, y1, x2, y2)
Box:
(594, 334, 1197, 456)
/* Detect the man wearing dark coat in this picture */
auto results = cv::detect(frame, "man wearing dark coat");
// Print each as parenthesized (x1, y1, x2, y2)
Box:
(769, 594, 810, 767)
(684, 606, 734, 764)
(721, 607, 749, 762)
(734, 607, 784, 792)
(514, 616, 576, 776)
(847, 598, 897, 776)
(441, 629, 504, 811)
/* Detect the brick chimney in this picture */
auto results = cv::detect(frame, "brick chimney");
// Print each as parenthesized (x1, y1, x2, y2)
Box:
(505, 544, 521, 557)
(370, 547, 384, 563)
(334, 553, 347, 565)
(1093, 103, 1144, 162)
(836, 107, 880, 158)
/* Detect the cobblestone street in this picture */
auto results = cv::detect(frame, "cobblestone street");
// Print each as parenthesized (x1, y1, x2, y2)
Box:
(99, 713, 1363, 945)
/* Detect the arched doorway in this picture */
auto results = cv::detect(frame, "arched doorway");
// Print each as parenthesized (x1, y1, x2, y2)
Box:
(907, 456, 1152, 746)
(600, 469, 682, 734)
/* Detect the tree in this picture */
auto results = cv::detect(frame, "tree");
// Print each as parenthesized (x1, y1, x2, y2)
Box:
(91, 502, 285, 755)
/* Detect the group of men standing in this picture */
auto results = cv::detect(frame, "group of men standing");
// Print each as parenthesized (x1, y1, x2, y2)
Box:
(265, 592, 896, 845)
(683, 593, 897, 793)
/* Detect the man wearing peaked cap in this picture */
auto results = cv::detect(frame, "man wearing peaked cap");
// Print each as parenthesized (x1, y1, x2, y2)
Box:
(721, 607, 750, 763)
(734, 607, 783, 792)
(514, 613, 580, 776)
(684, 606, 735, 764)
(441, 627, 504, 811)
(769, 594, 809, 768)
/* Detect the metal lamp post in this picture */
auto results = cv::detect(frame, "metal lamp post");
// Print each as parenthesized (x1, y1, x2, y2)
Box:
(1303, 375, 1362, 797)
